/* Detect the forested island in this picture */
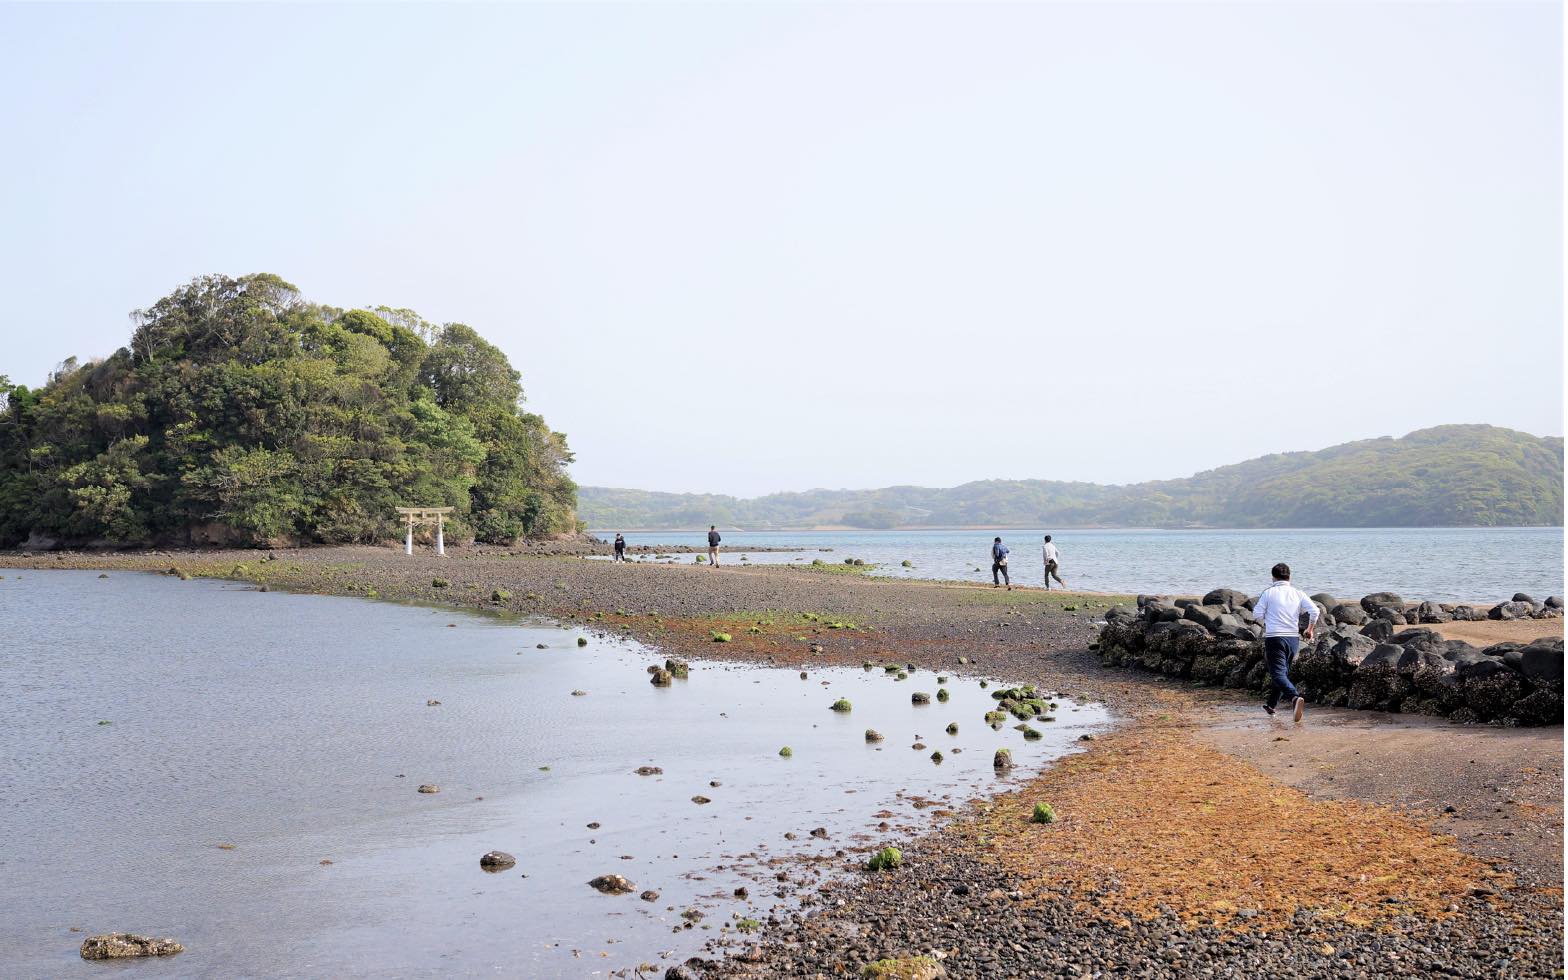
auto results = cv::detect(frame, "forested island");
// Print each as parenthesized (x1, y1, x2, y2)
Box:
(0, 274, 577, 548)
(582, 425, 1563, 530)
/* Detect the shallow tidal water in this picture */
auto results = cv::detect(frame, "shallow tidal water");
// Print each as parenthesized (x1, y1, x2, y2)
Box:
(595, 526, 1564, 602)
(0, 569, 1104, 978)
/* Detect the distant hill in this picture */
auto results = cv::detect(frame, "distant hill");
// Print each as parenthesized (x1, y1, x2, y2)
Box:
(581, 425, 1564, 530)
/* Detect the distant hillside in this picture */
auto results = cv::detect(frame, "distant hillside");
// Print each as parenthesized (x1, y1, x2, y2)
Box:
(582, 425, 1564, 530)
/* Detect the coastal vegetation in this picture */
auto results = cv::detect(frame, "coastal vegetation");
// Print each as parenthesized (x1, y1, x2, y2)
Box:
(0, 274, 577, 548)
(581, 425, 1563, 529)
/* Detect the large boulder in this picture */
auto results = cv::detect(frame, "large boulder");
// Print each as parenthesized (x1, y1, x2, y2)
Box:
(1296, 630, 1376, 692)
(1513, 593, 1537, 605)
(1183, 604, 1228, 631)
(1506, 684, 1563, 726)
(1309, 592, 1339, 610)
(1144, 600, 1183, 624)
(1359, 620, 1395, 643)
(1203, 588, 1251, 610)
(1347, 644, 1415, 711)
(1330, 603, 1368, 626)
(1510, 638, 1564, 683)
(1463, 670, 1527, 722)
(1415, 601, 1451, 624)
(1489, 600, 1535, 621)
(1449, 605, 1480, 622)
(1360, 592, 1405, 615)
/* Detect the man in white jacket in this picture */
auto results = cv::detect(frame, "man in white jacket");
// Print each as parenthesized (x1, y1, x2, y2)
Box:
(1041, 535, 1065, 589)
(1251, 562, 1318, 722)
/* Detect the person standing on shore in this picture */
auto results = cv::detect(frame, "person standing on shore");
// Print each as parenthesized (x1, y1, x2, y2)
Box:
(1252, 562, 1318, 722)
(613, 533, 626, 561)
(1041, 535, 1065, 589)
(707, 526, 721, 567)
(990, 537, 1011, 590)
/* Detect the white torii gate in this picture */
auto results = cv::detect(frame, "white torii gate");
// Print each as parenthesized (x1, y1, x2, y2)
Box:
(396, 506, 453, 556)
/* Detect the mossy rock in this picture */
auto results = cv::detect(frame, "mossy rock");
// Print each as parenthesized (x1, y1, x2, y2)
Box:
(895, 671, 908, 681)
(577, 637, 588, 647)
(930, 750, 944, 764)
(665, 659, 690, 678)
(883, 664, 902, 673)
(935, 688, 950, 703)
(1019, 725, 1042, 740)
(650, 669, 673, 687)
(431, 578, 449, 588)
(861, 956, 943, 980)
(901, 560, 914, 568)
(1031, 802, 1057, 824)
(711, 631, 732, 643)
(778, 746, 793, 758)
(865, 729, 884, 742)
(978, 680, 989, 688)
(695, 554, 706, 563)
(830, 698, 853, 712)
(945, 722, 959, 735)
(911, 692, 931, 704)
(866, 847, 902, 872)
(994, 748, 1014, 770)
(937, 676, 948, 684)
(491, 589, 512, 602)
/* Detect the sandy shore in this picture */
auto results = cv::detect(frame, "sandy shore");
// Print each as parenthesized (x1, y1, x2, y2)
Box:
(3, 546, 1561, 977)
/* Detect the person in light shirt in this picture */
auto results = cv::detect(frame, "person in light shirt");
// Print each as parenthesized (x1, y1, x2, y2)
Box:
(1251, 562, 1319, 722)
(1041, 535, 1065, 589)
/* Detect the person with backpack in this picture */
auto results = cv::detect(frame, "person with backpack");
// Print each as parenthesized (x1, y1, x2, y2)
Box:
(613, 533, 627, 561)
(1252, 562, 1319, 722)
(707, 526, 722, 567)
(990, 537, 1011, 590)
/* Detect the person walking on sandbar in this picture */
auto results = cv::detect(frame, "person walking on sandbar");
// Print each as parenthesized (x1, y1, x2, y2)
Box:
(1252, 562, 1318, 722)
(990, 537, 1011, 590)
(1041, 535, 1065, 589)
(707, 526, 722, 567)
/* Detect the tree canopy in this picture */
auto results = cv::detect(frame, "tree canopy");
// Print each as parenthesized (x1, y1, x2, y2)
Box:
(0, 274, 577, 547)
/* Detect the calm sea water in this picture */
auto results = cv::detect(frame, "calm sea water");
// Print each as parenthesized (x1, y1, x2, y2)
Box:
(0, 570, 1102, 979)
(595, 527, 1564, 604)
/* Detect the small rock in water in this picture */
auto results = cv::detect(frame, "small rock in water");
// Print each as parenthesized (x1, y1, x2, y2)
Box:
(570, 690, 587, 696)
(634, 766, 663, 776)
(640, 889, 660, 902)
(536, 643, 548, 649)
(587, 821, 601, 829)
(865, 729, 884, 742)
(709, 780, 721, 787)
(80, 934, 183, 960)
(417, 784, 439, 794)
(479, 851, 517, 871)
(733, 886, 749, 899)
(426, 699, 441, 706)
(588, 874, 635, 894)
(809, 827, 828, 839)
(691, 795, 712, 805)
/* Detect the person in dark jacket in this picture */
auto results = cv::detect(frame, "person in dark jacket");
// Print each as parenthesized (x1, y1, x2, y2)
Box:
(613, 533, 626, 562)
(707, 526, 721, 567)
(990, 537, 1011, 590)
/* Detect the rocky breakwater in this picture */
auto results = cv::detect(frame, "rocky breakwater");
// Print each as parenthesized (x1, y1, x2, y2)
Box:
(1095, 589, 1563, 726)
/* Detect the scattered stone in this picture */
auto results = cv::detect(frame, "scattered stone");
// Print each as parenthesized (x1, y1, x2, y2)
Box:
(479, 851, 516, 871)
(417, 784, 439, 794)
(426, 699, 441, 706)
(634, 766, 663, 776)
(571, 689, 587, 696)
(1031, 802, 1057, 824)
(588, 874, 635, 894)
(639, 889, 660, 902)
(691, 795, 711, 805)
(778, 746, 793, 757)
(866, 847, 903, 871)
(80, 934, 183, 960)
(865, 729, 884, 742)
(810, 827, 829, 838)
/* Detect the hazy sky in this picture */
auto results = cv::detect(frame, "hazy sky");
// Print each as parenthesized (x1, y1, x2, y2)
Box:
(2, 2, 1560, 497)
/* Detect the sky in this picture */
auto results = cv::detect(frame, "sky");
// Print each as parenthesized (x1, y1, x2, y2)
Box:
(1, 2, 1561, 497)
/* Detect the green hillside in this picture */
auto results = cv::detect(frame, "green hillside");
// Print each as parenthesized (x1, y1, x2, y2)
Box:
(582, 425, 1563, 530)
(0, 274, 577, 547)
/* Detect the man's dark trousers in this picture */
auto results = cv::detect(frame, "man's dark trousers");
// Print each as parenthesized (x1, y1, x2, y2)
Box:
(992, 561, 1009, 586)
(1263, 635, 1301, 710)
